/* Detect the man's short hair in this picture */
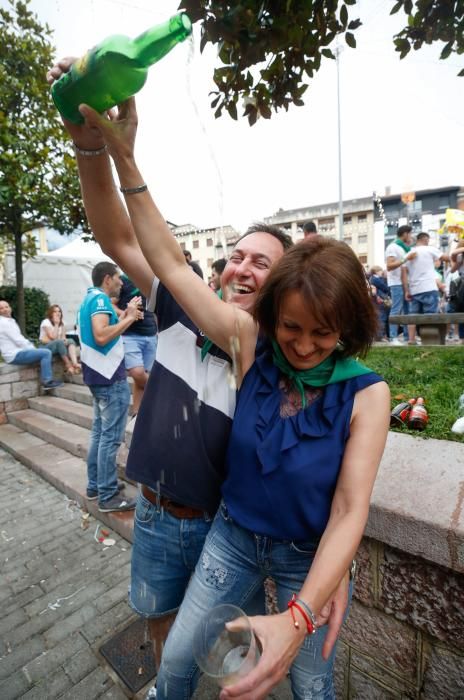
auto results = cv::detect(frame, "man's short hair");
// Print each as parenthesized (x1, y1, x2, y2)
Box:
(183, 250, 192, 261)
(397, 225, 412, 238)
(92, 261, 118, 287)
(212, 258, 227, 275)
(416, 231, 430, 242)
(303, 221, 317, 235)
(236, 222, 293, 251)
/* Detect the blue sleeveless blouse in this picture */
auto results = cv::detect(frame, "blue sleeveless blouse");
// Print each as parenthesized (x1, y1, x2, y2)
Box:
(222, 349, 384, 541)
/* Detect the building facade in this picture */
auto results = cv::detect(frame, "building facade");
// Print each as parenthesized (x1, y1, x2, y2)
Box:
(171, 224, 239, 280)
(264, 196, 375, 266)
(374, 185, 464, 252)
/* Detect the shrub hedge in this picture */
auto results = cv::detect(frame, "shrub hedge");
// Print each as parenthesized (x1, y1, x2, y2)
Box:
(0, 286, 49, 342)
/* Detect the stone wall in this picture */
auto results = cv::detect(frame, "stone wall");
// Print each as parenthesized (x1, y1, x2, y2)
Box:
(0, 361, 63, 423)
(336, 432, 464, 699)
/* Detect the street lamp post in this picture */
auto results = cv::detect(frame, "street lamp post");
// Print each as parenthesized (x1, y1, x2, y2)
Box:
(335, 44, 343, 241)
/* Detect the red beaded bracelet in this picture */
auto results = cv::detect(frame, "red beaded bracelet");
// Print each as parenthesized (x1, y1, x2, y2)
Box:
(287, 594, 317, 635)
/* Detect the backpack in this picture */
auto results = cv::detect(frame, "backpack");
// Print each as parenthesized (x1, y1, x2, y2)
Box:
(449, 277, 464, 312)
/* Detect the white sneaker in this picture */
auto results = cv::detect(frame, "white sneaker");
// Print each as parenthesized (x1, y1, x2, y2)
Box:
(145, 686, 157, 699)
(390, 338, 403, 346)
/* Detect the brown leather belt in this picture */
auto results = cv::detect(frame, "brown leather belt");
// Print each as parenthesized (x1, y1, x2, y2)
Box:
(141, 485, 207, 520)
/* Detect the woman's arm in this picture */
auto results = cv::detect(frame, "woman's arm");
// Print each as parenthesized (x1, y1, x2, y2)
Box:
(220, 380, 391, 700)
(78, 99, 257, 372)
(41, 320, 58, 342)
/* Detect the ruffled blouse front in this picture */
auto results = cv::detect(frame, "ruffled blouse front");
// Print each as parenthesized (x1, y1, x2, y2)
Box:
(222, 349, 384, 541)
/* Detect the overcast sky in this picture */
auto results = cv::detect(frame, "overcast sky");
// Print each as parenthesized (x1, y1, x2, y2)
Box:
(11, 0, 464, 230)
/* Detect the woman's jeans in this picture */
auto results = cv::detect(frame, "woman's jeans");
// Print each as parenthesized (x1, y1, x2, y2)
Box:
(13, 348, 52, 383)
(87, 380, 131, 504)
(39, 339, 67, 357)
(156, 502, 351, 700)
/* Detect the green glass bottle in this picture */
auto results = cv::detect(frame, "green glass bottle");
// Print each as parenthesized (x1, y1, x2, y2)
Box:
(51, 13, 192, 124)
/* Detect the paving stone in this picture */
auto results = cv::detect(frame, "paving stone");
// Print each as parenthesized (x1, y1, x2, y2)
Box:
(25, 580, 108, 618)
(0, 607, 28, 637)
(0, 635, 45, 681)
(62, 645, 99, 684)
(81, 601, 135, 645)
(57, 666, 114, 700)
(2, 583, 46, 617)
(44, 603, 99, 646)
(0, 668, 31, 700)
(19, 668, 73, 699)
(22, 632, 88, 683)
(98, 684, 129, 699)
(94, 578, 131, 614)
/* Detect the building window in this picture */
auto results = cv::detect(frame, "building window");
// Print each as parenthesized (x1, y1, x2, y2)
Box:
(193, 240, 199, 249)
(343, 216, 352, 224)
(207, 238, 213, 247)
(358, 235, 367, 244)
(179, 241, 186, 251)
(319, 218, 335, 233)
(357, 214, 367, 222)
(358, 255, 367, 264)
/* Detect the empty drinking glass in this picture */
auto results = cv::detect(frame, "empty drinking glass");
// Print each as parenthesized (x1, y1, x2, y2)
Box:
(192, 604, 260, 687)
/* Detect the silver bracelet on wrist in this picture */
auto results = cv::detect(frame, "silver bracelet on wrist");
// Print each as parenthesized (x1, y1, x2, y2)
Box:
(73, 143, 108, 157)
(119, 184, 148, 195)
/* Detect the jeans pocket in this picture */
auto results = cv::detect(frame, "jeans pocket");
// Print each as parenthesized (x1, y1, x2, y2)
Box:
(135, 493, 156, 525)
(289, 540, 318, 556)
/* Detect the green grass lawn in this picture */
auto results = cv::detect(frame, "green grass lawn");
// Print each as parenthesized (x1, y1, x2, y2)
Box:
(365, 346, 464, 442)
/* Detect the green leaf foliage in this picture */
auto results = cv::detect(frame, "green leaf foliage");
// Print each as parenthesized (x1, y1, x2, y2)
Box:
(179, 1, 462, 125)
(0, 284, 49, 341)
(0, 0, 88, 329)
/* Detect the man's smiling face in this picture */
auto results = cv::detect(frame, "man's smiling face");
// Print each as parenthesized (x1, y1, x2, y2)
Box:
(220, 231, 285, 312)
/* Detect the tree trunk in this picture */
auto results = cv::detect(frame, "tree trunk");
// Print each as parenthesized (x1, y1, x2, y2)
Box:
(14, 229, 25, 333)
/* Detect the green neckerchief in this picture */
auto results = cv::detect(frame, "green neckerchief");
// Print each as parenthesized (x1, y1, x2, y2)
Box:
(394, 238, 411, 254)
(271, 339, 373, 407)
(200, 289, 223, 361)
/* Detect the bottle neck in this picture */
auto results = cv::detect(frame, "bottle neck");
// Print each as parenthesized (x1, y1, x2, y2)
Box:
(133, 13, 191, 67)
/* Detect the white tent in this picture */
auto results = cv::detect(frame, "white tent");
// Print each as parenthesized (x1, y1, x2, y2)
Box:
(21, 237, 113, 330)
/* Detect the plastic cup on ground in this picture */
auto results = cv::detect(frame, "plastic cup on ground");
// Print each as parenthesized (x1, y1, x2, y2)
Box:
(192, 604, 259, 687)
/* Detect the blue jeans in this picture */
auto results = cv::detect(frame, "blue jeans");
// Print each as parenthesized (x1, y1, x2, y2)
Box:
(447, 300, 464, 338)
(13, 348, 53, 382)
(87, 380, 131, 504)
(123, 334, 157, 372)
(39, 339, 67, 357)
(389, 285, 409, 340)
(157, 502, 349, 700)
(129, 490, 213, 618)
(409, 290, 439, 314)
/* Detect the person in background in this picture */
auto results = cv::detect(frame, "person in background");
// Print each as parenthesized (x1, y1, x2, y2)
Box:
(82, 95, 390, 700)
(183, 249, 204, 279)
(447, 241, 464, 343)
(0, 300, 63, 390)
(303, 220, 318, 238)
(368, 266, 391, 342)
(385, 225, 417, 345)
(78, 261, 142, 513)
(39, 304, 81, 374)
(209, 257, 227, 292)
(117, 274, 157, 414)
(403, 232, 449, 345)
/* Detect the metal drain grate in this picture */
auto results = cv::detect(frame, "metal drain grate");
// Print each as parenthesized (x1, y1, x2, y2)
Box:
(100, 617, 157, 693)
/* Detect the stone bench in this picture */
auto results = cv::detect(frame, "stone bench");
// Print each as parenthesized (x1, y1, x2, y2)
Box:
(389, 312, 464, 344)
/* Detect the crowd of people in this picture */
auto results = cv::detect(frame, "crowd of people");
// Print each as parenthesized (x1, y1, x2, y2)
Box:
(369, 224, 464, 345)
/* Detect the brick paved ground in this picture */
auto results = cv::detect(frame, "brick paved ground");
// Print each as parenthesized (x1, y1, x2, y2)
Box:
(0, 450, 135, 700)
(0, 450, 292, 699)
